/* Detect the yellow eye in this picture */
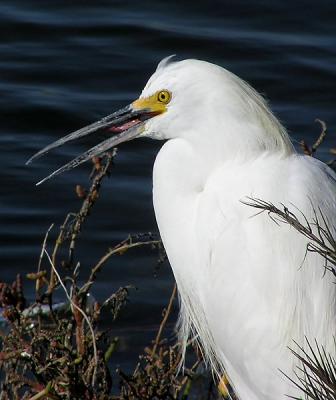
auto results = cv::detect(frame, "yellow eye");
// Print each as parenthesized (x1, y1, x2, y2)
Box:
(157, 90, 171, 104)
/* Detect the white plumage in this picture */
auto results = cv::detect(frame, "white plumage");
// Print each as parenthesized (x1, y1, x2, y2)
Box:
(30, 57, 336, 399)
(147, 59, 336, 399)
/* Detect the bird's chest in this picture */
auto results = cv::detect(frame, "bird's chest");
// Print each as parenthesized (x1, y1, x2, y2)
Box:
(153, 139, 208, 280)
(152, 142, 301, 309)
(152, 140, 260, 293)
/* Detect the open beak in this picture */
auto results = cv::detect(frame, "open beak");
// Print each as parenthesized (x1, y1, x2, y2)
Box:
(27, 103, 160, 185)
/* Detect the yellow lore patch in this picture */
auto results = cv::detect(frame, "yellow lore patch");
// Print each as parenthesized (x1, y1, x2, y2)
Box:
(132, 89, 172, 114)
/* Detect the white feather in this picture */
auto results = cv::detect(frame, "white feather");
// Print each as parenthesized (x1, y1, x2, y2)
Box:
(145, 59, 336, 399)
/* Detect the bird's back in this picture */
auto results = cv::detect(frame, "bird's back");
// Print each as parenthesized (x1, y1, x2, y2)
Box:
(153, 139, 336, 399)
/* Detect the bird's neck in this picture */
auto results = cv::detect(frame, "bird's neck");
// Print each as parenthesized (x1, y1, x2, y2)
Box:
(184, 118, 294, 170)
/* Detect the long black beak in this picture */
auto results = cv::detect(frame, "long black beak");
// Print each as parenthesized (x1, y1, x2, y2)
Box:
(27, 104, 153, 185)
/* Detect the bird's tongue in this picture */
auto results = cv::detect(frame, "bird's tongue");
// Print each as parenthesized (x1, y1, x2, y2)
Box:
(108, 119, 140, 133)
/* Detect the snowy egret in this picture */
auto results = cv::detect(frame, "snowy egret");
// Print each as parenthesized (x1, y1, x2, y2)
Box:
(28, 57, 336, 399)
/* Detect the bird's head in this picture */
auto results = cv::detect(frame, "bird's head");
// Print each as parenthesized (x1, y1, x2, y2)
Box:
(27, 57, 293, 185)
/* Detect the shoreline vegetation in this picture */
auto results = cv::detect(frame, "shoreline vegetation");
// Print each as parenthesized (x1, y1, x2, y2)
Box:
(0, 120, 335, 400)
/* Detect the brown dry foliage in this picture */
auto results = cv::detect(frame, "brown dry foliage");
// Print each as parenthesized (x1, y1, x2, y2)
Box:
(0, 150, 217, 400)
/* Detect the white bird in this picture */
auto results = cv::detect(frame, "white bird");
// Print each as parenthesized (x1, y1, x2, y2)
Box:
(27, 57, 336, 399)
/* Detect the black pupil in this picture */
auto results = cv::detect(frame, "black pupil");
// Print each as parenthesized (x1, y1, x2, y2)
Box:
(160, 92, 166, 100)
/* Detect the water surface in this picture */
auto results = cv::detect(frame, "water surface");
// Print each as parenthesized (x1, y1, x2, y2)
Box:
(0, 0, 335, 370)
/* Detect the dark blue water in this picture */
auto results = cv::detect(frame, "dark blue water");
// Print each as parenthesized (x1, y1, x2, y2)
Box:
(1, 0, 336, 369)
